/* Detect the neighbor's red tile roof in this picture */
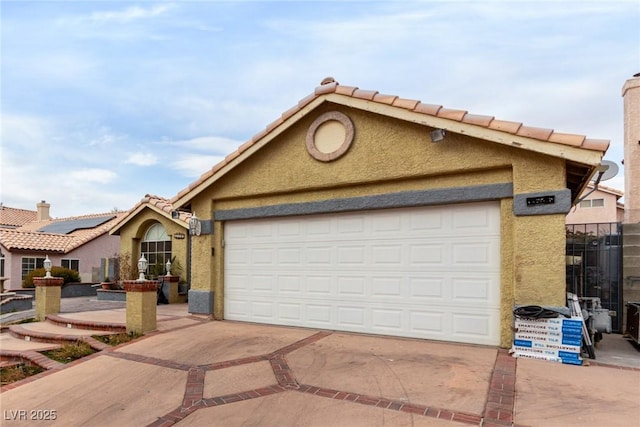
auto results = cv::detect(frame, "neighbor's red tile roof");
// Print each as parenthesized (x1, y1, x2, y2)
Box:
(0, 205, 37, 229)
(174, 78, 609, 203)
(0, 211, 128, 253)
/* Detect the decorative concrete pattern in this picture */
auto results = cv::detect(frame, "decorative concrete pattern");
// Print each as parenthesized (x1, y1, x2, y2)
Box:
(141, 330, 492, 426)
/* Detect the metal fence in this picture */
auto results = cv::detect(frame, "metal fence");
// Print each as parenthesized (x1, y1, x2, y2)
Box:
(566, 222, 623, 332)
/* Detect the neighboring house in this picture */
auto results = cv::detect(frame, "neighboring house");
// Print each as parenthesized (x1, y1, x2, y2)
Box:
(565, 184, 624, 224)
(110, 194, 191, 282)
(0, 201, 127, 289)
(113, 78, 607, 348)
(0, 203, 40, 229)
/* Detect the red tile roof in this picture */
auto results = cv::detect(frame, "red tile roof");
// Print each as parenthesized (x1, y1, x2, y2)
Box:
(0, 205, 37, 229)
(0, 212, 128, 253)
(173, 78, 609, 204)
(108, 194, 191, 234)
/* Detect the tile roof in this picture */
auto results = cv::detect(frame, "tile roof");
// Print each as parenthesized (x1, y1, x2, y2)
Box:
(0, 212, 128, 253)
(585, 184, 624, 198)
(0, 205, 37, 229)
(108, 194, 191, 234)
(173, 78, 610, 204)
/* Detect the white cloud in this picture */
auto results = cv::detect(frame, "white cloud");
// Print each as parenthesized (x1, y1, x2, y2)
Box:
(171, 136, 244, 154)
(172, 154, 224, 178)
(126, 152, 159, 166)
(68, 169, 118, 184)
(87, 4, 175, 24)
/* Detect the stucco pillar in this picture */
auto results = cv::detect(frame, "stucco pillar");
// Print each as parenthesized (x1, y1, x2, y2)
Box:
(34, 277, 63, 321)
(622, 74, 640, 333)
(162, 275, 182, 304)
(124, 280, 159, 334)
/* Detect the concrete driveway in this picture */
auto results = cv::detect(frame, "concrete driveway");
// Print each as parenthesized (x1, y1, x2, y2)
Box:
(1, 308, 639, 426)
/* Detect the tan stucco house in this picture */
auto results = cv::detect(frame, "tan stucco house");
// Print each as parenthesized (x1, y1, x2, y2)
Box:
(112, 78, 608, 348)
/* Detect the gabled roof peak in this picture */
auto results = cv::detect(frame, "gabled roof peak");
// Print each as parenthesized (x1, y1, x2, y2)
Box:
(173, 79, 609, 207)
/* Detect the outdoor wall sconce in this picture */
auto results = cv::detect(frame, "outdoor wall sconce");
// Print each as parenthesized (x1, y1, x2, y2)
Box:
(137, 255, 148, 281)
(430, 129, 446, 143)
(43, 255, 52, 278)
(189, 212, 202, 236)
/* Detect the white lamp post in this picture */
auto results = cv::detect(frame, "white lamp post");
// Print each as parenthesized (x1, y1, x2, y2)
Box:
(137, 255, 148, 281)
(43, 255, 52, 278)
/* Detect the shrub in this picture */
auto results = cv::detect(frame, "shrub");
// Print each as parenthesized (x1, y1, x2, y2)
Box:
(22, 267, 81, 288)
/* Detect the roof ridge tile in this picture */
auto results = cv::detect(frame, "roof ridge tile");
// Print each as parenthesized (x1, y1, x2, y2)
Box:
(352, 89, 378, 100)
(413, 103, 442, 116)
(436, 107, 468, 121)
(372, 93, 399, 105)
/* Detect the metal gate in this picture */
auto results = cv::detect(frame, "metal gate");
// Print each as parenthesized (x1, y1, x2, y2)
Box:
(566, 223, 623, 332)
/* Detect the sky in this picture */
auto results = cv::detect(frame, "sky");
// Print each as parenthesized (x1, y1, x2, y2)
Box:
(1, 0, 638, 218)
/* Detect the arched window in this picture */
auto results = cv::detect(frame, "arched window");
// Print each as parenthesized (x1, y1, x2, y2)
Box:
(141, 223, 171, 277)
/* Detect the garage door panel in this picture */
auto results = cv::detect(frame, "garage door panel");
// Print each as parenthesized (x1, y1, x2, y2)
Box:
(225, 202, 501, 345)
(410, 244, 445, 264)
(372, 308, 404, 332)
(409, 310, 445, 334)
(337, 246, 366, 264)
(306, 304, 333, 325)
(371, 277, 403, 298)
(409, 277, 446, 299)
(372, 244, 403, 264)
(452, 239, 500, 266)
(338, 277, 366, 296)
(452, 276, 499, 305)
(452, 311, 497, 340)
(337, 306, 366, 328)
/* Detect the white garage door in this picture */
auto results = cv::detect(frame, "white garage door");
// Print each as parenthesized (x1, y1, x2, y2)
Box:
(224, 202, 501, 345)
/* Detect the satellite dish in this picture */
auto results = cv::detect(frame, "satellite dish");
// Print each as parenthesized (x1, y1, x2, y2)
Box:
(593, 160, 619, 182)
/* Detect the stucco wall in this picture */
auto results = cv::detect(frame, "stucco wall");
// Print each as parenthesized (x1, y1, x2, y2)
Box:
(2, 234, 120, 289)
(565, 189, 621, 224)
(187, 105, 569, 347)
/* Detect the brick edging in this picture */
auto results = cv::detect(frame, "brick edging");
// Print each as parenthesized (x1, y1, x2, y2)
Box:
(483, 349, 517, 426)
(46, 314, 126, 332)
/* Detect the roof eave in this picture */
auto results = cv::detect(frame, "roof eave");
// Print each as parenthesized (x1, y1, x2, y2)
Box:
(110, 203, 188, 235)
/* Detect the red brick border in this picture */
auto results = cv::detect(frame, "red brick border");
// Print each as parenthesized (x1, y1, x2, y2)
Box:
(46, 314, 126, 332)
(483, 349, 517, 426)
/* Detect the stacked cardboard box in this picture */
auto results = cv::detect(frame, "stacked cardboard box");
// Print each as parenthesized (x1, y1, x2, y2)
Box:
(511, 316, 583, 365)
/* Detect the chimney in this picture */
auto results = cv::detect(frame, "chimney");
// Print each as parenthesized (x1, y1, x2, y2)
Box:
(621, 73, 640, 336)
(37, 200, 51, 221)
(622, 73, 640, 224)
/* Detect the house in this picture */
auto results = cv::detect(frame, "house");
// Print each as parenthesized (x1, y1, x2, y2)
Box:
(110, 194, 191, 287)
(0, 203, 39, 229)
(0, 201, 127, 290)
(565, 184, 624, 225)
(113, 78, 607, 348)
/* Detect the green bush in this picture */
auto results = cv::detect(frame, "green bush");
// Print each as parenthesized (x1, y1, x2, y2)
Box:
(22, 267, 81, 288)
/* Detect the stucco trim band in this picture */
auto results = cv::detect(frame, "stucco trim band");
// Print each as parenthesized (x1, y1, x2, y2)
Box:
(188, 290, 214, 315)
(513, 189, 572, 216)
(214, 183, 513, 221)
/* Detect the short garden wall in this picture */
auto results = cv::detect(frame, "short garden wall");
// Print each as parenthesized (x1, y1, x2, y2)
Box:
(7, 283, 97, 298)
(0, 293, 33, 314)
(61, 283, 97, 298)
(96, 289, 126, 302)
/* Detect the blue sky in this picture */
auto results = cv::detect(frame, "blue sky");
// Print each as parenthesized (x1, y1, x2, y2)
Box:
(1, 0, 638, 218)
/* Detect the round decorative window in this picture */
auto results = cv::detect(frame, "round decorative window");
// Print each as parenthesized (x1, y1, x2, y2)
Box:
(305, 111, 355, 162)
